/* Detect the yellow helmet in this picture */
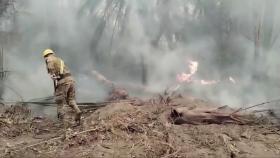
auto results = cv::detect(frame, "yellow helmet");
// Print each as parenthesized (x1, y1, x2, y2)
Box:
(42, 49, 55, 57)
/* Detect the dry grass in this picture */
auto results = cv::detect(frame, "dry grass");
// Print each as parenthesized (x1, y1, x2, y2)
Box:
(1, 93, 280, 158)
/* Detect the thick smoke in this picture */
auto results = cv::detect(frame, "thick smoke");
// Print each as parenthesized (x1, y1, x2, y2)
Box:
(1, 0, 280, 110)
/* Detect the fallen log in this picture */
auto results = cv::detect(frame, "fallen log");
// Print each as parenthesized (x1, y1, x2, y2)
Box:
(90, 70, 157, 95)
(90, 70, 130, 101)
(169, 106, 253, 125)
(91, 70, 115, 88)
(106, 87, 129, 101)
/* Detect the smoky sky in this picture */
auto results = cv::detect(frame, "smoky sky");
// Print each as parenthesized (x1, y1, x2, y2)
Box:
(1, 0, 280, 108)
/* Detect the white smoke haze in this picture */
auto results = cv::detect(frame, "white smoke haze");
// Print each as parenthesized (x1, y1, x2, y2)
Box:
(1, 0, 280, 112)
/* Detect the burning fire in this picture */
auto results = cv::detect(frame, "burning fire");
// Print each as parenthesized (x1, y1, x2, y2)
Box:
(189, 60, 199, 75)
(177, 60, 237, 86)
(176, 73, 192, 83)
(176, 60, 198, 83)
(200, 80, 219, 85)
(229, 76, 236, 84)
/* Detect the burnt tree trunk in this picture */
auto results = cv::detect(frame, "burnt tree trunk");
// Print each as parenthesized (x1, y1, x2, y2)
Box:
(253, 17, 262, 81)
(90, 19, 106, 62)
(140, 54, 148, 85)
(0, 0, 10, 16)
(0, 48, 5, 99)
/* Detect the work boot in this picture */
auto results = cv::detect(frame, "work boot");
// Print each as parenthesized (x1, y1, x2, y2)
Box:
(74, 111, 82, 125)
(57, 112, 63, 120)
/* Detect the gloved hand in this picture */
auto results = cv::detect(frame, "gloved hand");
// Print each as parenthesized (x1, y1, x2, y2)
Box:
(50, 74, 59, 80)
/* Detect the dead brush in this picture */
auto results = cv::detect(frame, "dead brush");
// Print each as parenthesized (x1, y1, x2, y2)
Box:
(3, 105, 31, 123)
(86, 105, 182, 157)
(149, 90, 182, 107)
(188, 126, 223, 150)
(102, 110, 150, 135)
(0, 105, 33, 137)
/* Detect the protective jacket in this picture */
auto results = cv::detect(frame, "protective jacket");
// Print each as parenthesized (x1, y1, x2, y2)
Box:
(45, 55, 74, 85)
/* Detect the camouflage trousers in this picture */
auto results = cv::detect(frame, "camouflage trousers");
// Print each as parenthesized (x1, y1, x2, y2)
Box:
(55, 81, 81, 128)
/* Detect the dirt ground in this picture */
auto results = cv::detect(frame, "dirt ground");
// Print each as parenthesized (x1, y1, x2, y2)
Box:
(1, 94, 280, 158)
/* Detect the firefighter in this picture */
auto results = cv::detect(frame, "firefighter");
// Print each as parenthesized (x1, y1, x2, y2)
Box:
(43, 49, 81, 127)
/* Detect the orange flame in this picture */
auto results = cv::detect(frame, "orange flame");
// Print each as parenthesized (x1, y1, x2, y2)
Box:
(176, 60, 237, 86)
(229, 76, 236, 84)
(200, 80, 219, 85)
(189, 60, 199, 75)
(176, 60, 198, 83)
